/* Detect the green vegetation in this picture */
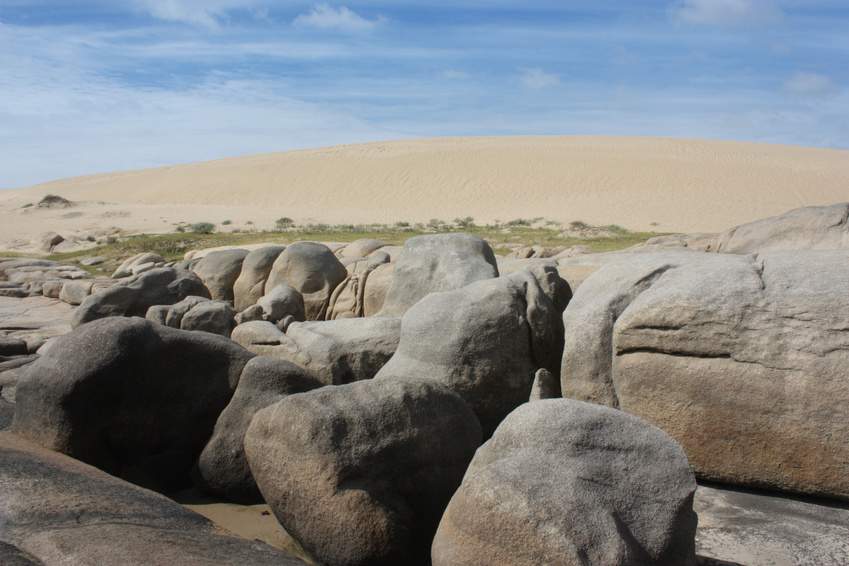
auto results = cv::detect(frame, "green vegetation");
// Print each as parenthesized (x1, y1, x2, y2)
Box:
(12, 220, 661, 279)
(221, 219, 232, 226)
(275, 217, 295, 231)
(190, 222, 216, 234)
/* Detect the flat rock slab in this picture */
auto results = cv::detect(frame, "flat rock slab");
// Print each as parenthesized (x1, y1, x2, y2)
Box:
(695, 484, 849, 566)
(0, 431, 307, 565)
(0, 296, 74, 343)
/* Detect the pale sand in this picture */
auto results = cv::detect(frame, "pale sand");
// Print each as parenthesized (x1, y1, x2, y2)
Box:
(2, 136, 849, 250)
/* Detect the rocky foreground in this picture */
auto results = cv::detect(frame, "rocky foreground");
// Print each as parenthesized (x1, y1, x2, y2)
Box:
(1, 203, 849, 565)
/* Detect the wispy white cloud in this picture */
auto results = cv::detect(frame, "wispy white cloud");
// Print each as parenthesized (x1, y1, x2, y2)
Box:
(293, 4, 385, 33)
(520, 67, 560, 89)
(671, 0, 783, 26)
(133, 0, 265, 28)
(784, 72, 837, 96)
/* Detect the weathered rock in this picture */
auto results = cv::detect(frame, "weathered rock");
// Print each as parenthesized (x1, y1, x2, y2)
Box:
(79, 255, 106, 266)
(37, 194, 72, 208)
(58, 279, 93, 305)
(0, 398, 15, 430)
(180, 300, 236, 337)
(338, 238, 386, 261)
(264, 242, 348, 320)
(432, 399, 698, 566)
(0, 541, 41, 565)
(561, 250, 849, 500)
(41, 279, 63, 299)
(162, 295, 209, 327)
(198, 357, 322, 502)
(257, 283, 305, 323)
(0, 337, 29, 357)
(192, 249, 249, 302)
(72, 267, 209, 328)
(234, 303, 263, 325)
(363, 263, 394, 316)
(327, 257, 390, 320)
(263, 317, 401, 385)
(377, 266, 567, 436)
(0, 432, 306, 566)
(131, 261, 156, 276)
(379, 234, 499, 317)
(12, 317, 253, 489)
(694, 483, 849, 565)
(112, 252, 165, 279)
(233, 245, 286, 311)
(528, 367, 559, 400)
(145, 304, 170, 325)
(231, 321, 287, 349)
(245, 378, 482, 566)
(0, 286, 28, 298)
(712, 202, 849, 253)
(40, 232, 64, 252)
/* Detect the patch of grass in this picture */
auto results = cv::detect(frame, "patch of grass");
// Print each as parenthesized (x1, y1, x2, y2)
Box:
(0, 221, 663, 273)
(190, 222, 216, 234)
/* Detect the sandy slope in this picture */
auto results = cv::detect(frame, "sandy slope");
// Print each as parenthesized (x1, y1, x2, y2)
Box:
(1, 136, 848, 250)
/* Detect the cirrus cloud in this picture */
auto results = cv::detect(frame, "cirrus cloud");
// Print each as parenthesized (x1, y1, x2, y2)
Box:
(293, 4, 385, 33)
(671, 0, 783, 26)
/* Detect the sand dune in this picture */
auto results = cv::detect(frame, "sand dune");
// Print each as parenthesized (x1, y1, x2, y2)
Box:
(2, 136, 848, 249)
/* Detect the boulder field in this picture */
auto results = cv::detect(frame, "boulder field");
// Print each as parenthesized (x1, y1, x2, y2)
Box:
(2, 205, 849, 565)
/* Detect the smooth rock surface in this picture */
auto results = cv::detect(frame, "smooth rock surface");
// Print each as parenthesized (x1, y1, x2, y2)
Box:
(12, 317, 253, 489)
(0, 432, 306, 566)
(432, 399, 698, 566)
(561, 250, 849, 500)
(198, 357, 322, 503)
(246, 378, 482, 566)
(233, 245, 286, 311)
(377, 266, 567, 436)
(379, 234, 499, 317)
(264, 242, 347, 320)
(72, 267, 210, 328)
(192, 249, 249, 303)
(264, 317, 401, 385)
(712, 202, 849, 253)
(694, 484, 849, 566)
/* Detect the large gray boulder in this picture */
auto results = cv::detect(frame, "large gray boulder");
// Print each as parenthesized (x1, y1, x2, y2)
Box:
(163, 295, 210, 327)
(256, 283, 305, 323)
(233, 245, 286, 311)
(260, 317, 401, 385)
(378, 234, 499, 316)
(192, 249, 248, 302)
(561, 250, 849, 500)
(72, 267, 210, 328)
(197, 357, 322, 503)
(711, 202, 849, 253)
(377, 265, 569, 436)
(432, 399, 698, 566)
(179, 300, 236, 337)
(0, 432, 306, 566)
(245, 378, 482, 566)
(12, 317, 253, 489)
(58, 280, 93, 305)
(264, 242, 348, 320)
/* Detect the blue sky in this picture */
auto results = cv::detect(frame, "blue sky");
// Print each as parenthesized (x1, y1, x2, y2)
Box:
(1, 0, 846, 187)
